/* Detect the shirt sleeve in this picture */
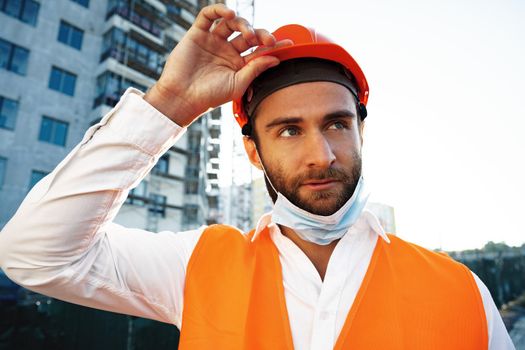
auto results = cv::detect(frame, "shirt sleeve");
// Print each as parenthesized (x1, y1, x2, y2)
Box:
(0, 88, 203, 329)
(471, 271, 517, 350)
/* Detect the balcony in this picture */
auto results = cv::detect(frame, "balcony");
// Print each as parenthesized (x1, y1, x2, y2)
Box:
(165, 0, 198, 16)
(207, 144, 220, 159)
(106, 0, 170, 37)
(101, 46, 163, 79)
(151, 169, 184, 182)
(209, 125, 220, 139)
(206, 162, 219, 174)
(132, 0, 171, 27)
(93, 92, 122, 108)
(209, 117, 221, 127)
(210, 107, 221, 120)
(164, 2, 192, 30)
(101, 28, 165, 80)
(208, 157, 220, 166)
(130, 29, 168, 54)
(185, 166, 200, 180)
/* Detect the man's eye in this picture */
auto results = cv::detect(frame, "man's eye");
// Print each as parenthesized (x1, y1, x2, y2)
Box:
(280, 127, 300, 137)
(328, 121, 347, 130)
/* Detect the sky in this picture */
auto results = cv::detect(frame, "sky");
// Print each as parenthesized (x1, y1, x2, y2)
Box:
(220, 0, 525, 251)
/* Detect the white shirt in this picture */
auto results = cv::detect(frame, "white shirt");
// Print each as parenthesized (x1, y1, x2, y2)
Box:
(0, 88, 515, 349)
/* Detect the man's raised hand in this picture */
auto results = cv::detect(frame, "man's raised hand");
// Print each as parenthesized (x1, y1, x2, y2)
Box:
(144, 4, 292, 126)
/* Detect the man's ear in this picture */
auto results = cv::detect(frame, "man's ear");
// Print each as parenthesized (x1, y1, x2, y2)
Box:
(242, 136, 263, 170)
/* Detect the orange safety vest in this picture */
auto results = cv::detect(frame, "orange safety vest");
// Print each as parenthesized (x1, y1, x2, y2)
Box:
(179, 224, 488, 349)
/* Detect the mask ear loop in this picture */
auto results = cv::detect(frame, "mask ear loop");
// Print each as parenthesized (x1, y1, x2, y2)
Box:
(253, 144, 280, 195)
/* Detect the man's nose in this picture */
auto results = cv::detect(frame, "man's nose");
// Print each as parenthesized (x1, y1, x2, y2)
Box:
(305, 132, 336, 168)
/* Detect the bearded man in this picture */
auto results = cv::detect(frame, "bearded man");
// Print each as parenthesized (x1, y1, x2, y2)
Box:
(0, 4, 515, 350)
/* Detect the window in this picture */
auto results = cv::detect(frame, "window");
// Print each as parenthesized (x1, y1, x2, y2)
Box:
(188, 154, 200, 167)
(70, 0, 89, 8)
(0, 38, 29, 75)
(185, 167, 199, 179)
(185, 180, 199, 194)
(167, 4, 181, 16)
(153, 154, 169, 174)
(38, 116, 68, 146)
(102, 27, 125, 55)
(101, 27, 164, 75)
(188, 131, 202, 152)
(126, 180, 147, 206)
(106, 0, 161, 37)
(58, 20, 84, 50)
(28, 169, 48, 191)
(148, 193, 167, 217)
(0, 0, 40, 26)
(48, 66, 76, 96)
(0, 95, 18, 130)
(94, 70, 147, 108)
(0, 157, 6, 190)
(183, 205, 199, 225)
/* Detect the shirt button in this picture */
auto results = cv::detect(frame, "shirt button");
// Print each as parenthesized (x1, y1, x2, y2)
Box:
(320, 311, 330, 320)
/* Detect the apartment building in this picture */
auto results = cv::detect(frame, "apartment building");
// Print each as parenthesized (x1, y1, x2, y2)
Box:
(0, 0, 223, 232)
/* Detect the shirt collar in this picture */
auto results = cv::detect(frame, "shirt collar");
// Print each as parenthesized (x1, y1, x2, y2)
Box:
(252, 209, 391, 244)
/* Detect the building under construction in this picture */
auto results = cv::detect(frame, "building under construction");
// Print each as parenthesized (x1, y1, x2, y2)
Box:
(0, 0, 224, 232)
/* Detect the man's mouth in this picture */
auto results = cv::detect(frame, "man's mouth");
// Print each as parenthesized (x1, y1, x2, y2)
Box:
(301, 178, 340, 190)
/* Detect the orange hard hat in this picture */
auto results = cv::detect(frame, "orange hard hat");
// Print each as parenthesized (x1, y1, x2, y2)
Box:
(232, 24, 369, 129)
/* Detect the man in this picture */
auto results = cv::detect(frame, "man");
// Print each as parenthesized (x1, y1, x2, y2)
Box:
(0, 4, 515, 350)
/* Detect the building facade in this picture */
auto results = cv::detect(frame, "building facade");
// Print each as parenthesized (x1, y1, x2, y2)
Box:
(0, 0, 223, 232)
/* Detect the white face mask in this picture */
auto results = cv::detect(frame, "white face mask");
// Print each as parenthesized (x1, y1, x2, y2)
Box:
(271, 176, 369, 245)
(255, 149, 369, 245)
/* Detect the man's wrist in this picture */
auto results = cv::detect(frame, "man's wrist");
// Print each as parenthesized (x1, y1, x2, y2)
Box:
(106, 90, 186, 156)
(144, 84, 199, 127)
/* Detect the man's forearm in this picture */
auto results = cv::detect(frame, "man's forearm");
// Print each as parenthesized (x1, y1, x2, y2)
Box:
(0, 88, 185, 288)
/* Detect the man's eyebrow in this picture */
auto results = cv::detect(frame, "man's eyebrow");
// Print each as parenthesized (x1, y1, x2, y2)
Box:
(264, 109, 356, 131)
(265, 117, 304, 131)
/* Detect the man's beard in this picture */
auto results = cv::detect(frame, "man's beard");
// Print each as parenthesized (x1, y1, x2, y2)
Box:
(263, 152, 362, 216)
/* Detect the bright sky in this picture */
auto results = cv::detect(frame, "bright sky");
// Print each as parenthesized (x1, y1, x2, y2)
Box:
(220, 0, 525, 251)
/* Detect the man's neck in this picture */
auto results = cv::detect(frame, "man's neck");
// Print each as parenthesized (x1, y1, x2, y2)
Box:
(279, 225, 340, 281)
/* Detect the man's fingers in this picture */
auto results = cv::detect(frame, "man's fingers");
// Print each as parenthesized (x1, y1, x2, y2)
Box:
(243, 39, 294, 62)
(255, 29, 277, 47)
(230, 28, 276, 53)
(212, 17, 255, 43)
(235, 56, 280, 98)
(193, 4, 235, 31)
